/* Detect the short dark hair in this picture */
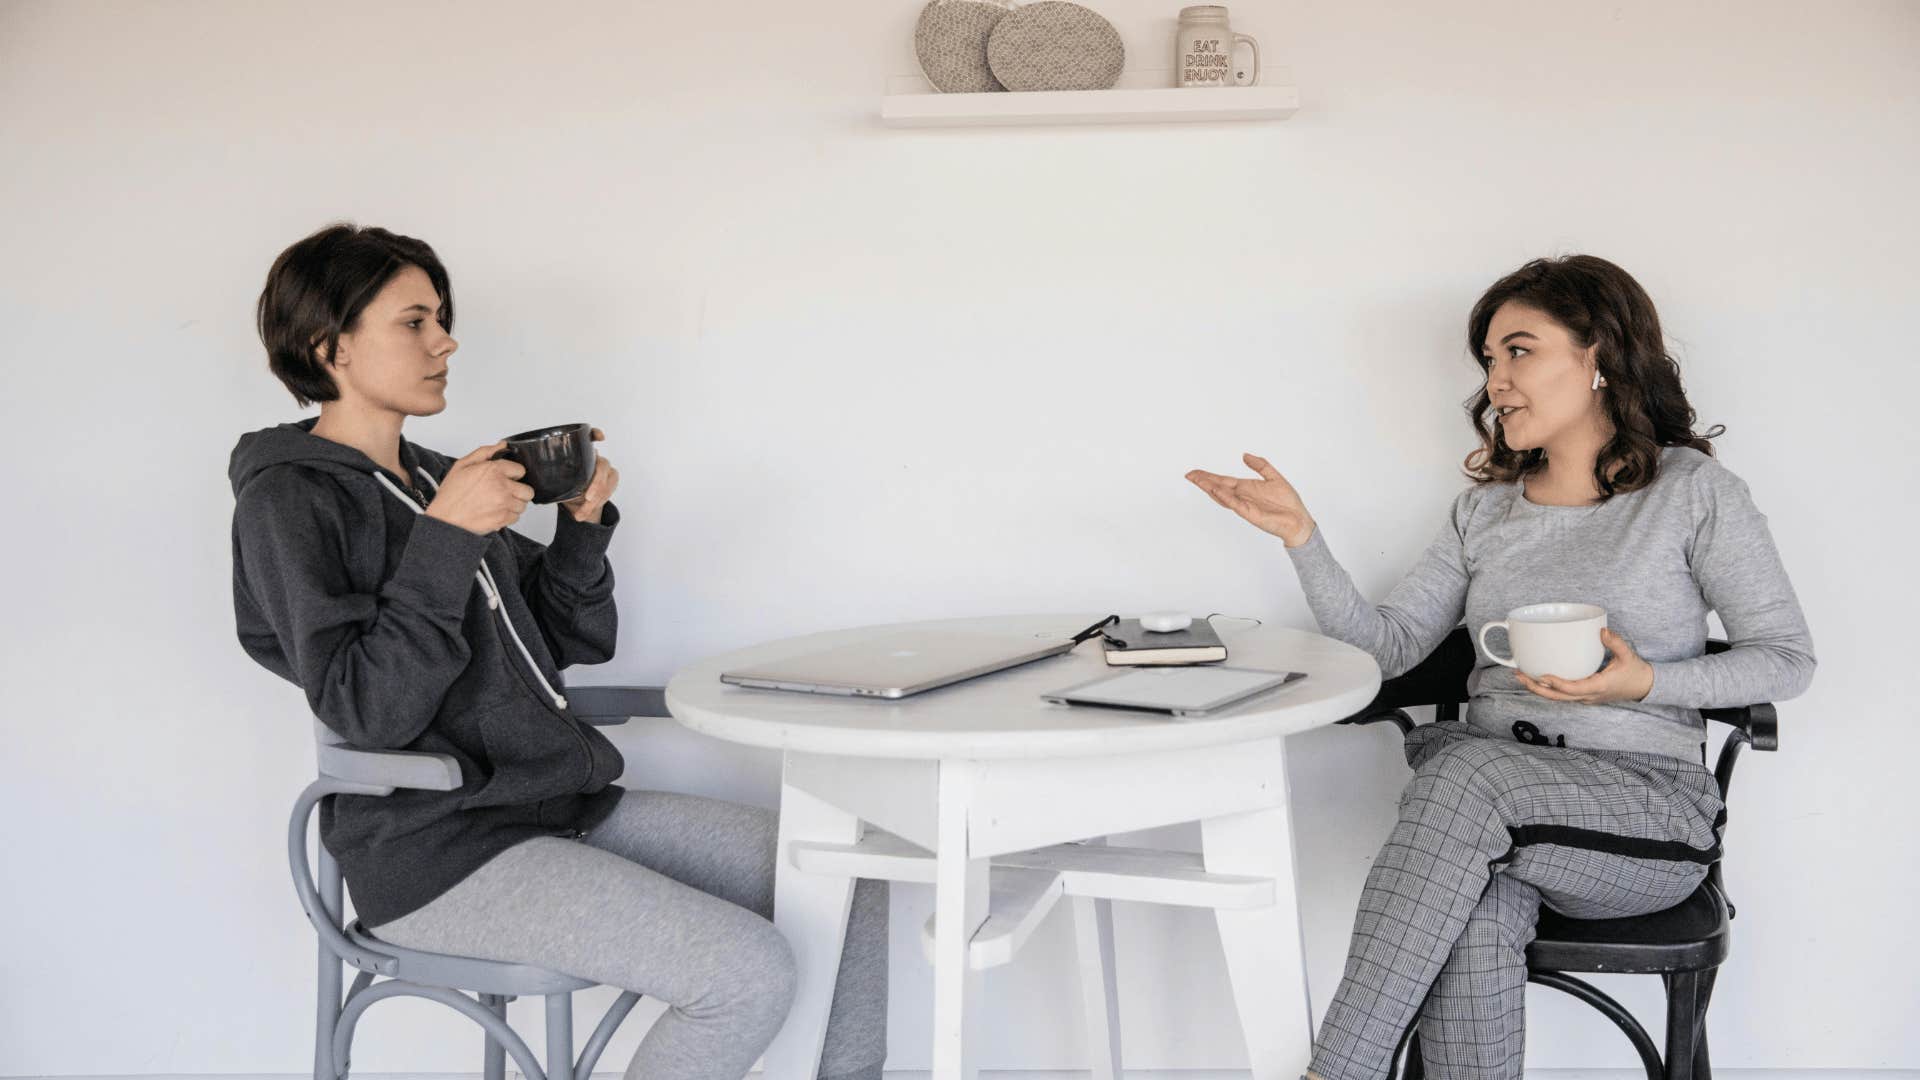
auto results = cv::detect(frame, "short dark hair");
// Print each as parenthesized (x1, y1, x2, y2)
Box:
(255, 223, 454, 406)
(1461, 254, 1722, 500)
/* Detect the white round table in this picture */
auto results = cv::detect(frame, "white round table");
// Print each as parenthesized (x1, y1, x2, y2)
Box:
(665, 614, 1381, 1080)
(668, 613, 1381, 759)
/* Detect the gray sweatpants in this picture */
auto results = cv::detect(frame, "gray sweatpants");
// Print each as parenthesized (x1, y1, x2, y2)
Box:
(1310, 722, 1724, 1080)
(370, 790, 888, 1080)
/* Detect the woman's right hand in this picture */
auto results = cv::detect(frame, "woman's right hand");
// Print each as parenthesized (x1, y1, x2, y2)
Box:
(425, 442, 535, 535)
(1185, 452, 1318, 548)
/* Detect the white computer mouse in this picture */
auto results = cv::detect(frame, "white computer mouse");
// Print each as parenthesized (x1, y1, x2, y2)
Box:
(1139, 612, 1193, 633)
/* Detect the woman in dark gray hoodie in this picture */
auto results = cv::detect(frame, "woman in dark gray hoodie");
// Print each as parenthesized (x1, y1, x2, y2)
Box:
(232, 223, 886, 1080)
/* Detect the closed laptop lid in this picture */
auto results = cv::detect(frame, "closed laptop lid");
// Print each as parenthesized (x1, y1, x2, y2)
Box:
(720, 630, 1072, 696)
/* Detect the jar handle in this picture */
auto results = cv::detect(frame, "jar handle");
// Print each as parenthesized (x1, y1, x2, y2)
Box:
(1231, 32, 1261, 86)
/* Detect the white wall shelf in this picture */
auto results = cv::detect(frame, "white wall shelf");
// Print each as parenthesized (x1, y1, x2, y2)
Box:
(879, 69, 1299, 128)
(881, 84, 1299, 128)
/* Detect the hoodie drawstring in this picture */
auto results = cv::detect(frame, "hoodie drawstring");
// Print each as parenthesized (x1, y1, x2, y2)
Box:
(373, 469, 569, 711)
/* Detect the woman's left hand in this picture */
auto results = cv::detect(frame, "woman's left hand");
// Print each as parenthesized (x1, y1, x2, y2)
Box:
(1517, 627, 1655, 704)
(561, 428, 620, 524)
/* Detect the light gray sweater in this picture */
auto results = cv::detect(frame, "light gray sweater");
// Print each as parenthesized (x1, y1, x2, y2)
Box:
(1287, 447, 1814, 763)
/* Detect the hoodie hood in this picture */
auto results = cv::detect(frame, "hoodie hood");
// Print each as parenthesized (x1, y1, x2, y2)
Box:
(228, 417, 449, 499)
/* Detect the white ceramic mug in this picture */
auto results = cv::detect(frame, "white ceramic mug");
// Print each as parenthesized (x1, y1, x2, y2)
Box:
(1176, 5, 1260, 87)
(1477, 603, 1608, 679)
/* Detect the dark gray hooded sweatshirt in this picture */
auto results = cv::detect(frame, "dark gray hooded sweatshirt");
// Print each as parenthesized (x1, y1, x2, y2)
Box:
(230, 418, 625, 927)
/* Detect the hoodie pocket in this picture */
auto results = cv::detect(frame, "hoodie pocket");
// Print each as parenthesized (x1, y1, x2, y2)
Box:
(461, 702, 592, 809)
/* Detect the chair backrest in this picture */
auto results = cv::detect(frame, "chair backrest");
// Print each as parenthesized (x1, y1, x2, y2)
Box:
(1344, 627, 1779, 913)
(1352, 627, 1777, 804)
(290, 769, 411, 976)
(294, 685, 669, 969)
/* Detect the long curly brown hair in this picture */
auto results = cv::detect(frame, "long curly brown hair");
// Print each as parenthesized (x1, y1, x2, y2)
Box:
(1463, 255, 1723, 499)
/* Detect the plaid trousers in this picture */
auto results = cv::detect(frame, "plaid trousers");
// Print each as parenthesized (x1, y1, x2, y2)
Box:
(1309, 721, 1726, 1080)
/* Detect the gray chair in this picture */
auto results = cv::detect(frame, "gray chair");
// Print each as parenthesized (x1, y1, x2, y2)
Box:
(291, 686, 668, 1080)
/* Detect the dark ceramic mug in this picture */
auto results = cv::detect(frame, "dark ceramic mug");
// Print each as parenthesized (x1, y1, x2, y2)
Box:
(493, 422, 596, 504)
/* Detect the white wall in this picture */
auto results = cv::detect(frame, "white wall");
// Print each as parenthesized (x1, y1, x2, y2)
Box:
(2, 0, 1915, 1073)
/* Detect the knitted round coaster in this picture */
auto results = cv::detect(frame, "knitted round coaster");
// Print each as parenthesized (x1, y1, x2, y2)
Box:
(986, 1, 1125, 92)
(915, 0, 1013, 94)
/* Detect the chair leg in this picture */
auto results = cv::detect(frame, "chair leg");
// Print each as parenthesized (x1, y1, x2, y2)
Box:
(314, 939, 342, 1080)
(1404, 1031, 1426, 1080)
(1691, 968, 1720, 1080)
(1663, 971, 1701, 1080)
(546, 993, 574, 1080)
(481, 994, 507, 1080)
(1531, 970, 1663, 1080)
(315, 847, 345, 1080)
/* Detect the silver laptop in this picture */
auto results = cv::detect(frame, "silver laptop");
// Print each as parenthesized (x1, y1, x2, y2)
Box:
(720, 629, 1079, 699)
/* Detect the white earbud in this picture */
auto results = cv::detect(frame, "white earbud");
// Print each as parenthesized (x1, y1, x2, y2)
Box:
(1592, 370, 1606, 390)
(1140, 612, 1193, 633)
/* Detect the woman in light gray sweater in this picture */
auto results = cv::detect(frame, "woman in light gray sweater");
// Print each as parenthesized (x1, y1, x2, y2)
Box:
(1187, 255, 1813, 1080)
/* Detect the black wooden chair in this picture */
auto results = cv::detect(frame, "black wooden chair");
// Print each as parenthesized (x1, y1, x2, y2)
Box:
(1337, 628, 1778, 1080)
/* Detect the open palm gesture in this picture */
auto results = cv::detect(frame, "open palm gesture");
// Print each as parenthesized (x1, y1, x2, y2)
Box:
(1186, 452, 1318, 548)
